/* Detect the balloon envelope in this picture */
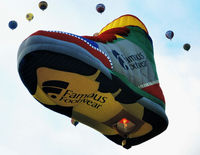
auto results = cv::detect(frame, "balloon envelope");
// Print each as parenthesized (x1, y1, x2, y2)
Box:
(17, 15, 168, 150)
(165, 30, 174, 40)
(39, 1, 48, 11)
(96, 3, 105, 13)
(8, 20, 17, 30)
(26, 13, 34, 21)
(183, 43, 191, 51)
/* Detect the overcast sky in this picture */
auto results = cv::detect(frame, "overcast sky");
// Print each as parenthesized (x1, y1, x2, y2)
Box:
(1, 0, 200, 155)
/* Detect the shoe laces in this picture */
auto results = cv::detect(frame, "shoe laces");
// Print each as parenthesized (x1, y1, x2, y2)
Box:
(82, 27, 130, 43)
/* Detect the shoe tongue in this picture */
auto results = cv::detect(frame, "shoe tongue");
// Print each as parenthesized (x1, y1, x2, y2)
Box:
(99, 14, 148, 35)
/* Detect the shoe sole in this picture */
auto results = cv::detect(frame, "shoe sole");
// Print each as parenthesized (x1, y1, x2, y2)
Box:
(18, 35, 168, 149)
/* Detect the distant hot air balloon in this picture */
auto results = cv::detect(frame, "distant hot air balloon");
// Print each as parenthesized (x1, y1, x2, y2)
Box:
(165, 30, 174, 40)
(71, 118, 79, 126)
(26, 13, 34, 21)
(8, 20, 18, 30)
(96, 3, 105, 14)
(39, 1, 48, 11)
(183, 43, 191, 51)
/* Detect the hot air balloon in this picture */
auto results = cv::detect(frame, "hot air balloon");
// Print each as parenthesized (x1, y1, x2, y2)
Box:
(183, 43, 191, 51)
(71, 118, 79, 126)
(96, 3, 105, 13)
(8, 20, 17, 30)
(165, 30, 174, 40)
(17, 14, 168, 149)
(26, 13, 34, 21)
(39, 1, 48, 11)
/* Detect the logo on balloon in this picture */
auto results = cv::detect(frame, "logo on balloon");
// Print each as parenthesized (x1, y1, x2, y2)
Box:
(42, 80, 107, 109)
(42, 80, 69, 99)
(112, 50, 129, 70)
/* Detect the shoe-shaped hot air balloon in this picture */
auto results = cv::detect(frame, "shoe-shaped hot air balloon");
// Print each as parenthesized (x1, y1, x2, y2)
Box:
(17, 14, 168, 149)
(39, 1, 48, 11)
(183, 43, 191, 51)
(96, 3, 105, 14)
(8, 20, 17, 30)
(26, 13, 34, 21)
(165, 30, 174, 40)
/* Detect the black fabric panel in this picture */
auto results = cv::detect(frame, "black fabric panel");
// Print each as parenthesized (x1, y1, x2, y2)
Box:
(18, 50, 98, 95)
(42, 80, 69, 89)
(35, 99, 73, 117)
(42, 104, 73, 117)
(96, 73, 119, 93)
(114, 75, 142, 104)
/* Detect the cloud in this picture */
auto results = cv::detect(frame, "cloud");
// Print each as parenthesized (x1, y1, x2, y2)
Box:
(0, 146, 19, 155)
(1, 0, 200, 155)
(154, 48, 200, 154)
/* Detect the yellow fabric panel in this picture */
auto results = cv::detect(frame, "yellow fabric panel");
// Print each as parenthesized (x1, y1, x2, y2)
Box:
(120, 103, 144, 120)
(86, 70, 101, 80)
(72, 111, 118, 135)
(35, 67, 100, 107)
(34, 86, 56, 105)
(34, 67, 151, 137)
(73, 92, 123, 122)
(35, 67, 123, 122)
(99, 14, 148, 35)
(128, 122, 152, 138)
(115, 34, 125, 39)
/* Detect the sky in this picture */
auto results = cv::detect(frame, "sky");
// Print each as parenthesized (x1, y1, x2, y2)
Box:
(1, 0, 200, 154)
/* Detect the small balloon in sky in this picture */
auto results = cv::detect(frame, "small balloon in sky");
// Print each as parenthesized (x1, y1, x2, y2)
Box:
(165, 30, 174, 40)
(8, 20, 18, 30)
(96, 3, 105, 14)
(39, 1, 48, 11)
(183, 43, 191, 51)
(71, 118, 79, 126)
(26, 13, 34, 21)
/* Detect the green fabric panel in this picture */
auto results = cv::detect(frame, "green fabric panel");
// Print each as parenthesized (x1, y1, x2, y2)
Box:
(124, 26, 158, 79)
